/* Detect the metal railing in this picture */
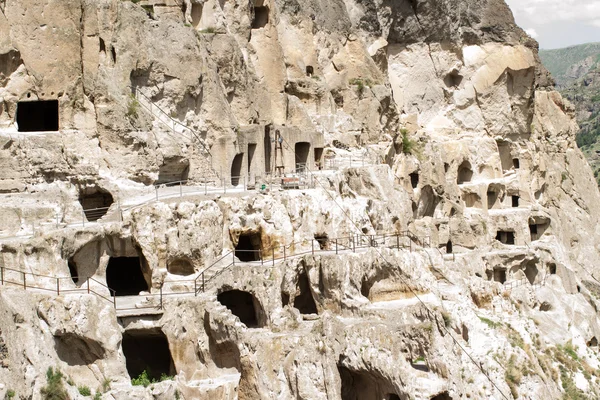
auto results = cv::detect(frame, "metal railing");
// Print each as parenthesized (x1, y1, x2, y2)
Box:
(0, 266, 116, 308)
(134, 88, 212, 157)
(503, 272, 549, 292)
(0, 230, 442, 313)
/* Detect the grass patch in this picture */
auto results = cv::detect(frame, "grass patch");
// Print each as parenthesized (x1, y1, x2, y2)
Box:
(6, 390, 15, 399)
(78, 386, 91, 396)
(131, 370, 174, 387)
(560, 366, 587, 399)
(41, 367, 68, 400)
(126, 94, 139, 119)
(400, 129, 418, 155)
(478, 316, 501, 329)
(504, 354, 522, 399)
(199, 26, 218, 34)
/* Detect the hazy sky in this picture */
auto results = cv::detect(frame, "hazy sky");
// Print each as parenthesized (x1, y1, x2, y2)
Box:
(505, 0, 600, 49)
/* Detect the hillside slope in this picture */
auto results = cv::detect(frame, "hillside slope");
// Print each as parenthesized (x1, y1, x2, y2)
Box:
(541, 43, 600, 184)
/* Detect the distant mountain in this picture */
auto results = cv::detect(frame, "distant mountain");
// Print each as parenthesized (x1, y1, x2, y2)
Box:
(540, 43, 600, 185)
(540, 42, 600, 86)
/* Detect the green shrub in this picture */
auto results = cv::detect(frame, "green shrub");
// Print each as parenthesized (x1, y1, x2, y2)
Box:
(199, 27, 217, 34)
(101, 378, 111, 393)
(6, 389, 15, 399)
(78, 386, 91, 396)
(93, 393, 102, 400)
(131, 370, 152, 387)
(41, 367, 68, 400)
(126, 95, 139, 118)
(400, 129, 417, 155)
(478, 316, 501, 329)
(160, 373, 174, 382)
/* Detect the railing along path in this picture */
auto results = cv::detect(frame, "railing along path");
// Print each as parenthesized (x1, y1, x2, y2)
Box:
(0, 231, 442, 313)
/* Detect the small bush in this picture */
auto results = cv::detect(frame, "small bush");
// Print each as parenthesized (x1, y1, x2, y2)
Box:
(101, 378, 111, 393)
(131, 370, 152, 387)
(93, 393, 102, 400)
(400, 129, 418, 155)
(6, 390, 15, 399)
(41, 367, 68, 400)
(126, 95, 139, 118)
(478, 316, 501, 329)
(505, 355, 522, 398)
(78, 386, 91, 396)
(199, 27, 217, 34)
(441, 311, 452, 327)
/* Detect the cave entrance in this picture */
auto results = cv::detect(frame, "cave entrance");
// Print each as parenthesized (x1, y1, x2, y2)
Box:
(529, 218, 550, 241)
(417, 185, 440, 218)
(217, 290, 262, 328)
(338, 365, 392, 400)
(252, 6, 269, 29)
(487, 190, 499, 210)
(235, 232, 262, 262)
(157, 157, 189, 185)
(513, 158, 520, 169)
(106, 257, 149, 296)
(79, 187, 114, 222)
(306, 66, 314, 77)
(293, 272, 317, 314)
(446, 241, 453, 254)
(122, 329, 175, 382)
(495, 231, 515, 245)
(493, 268, 506, 284)
(16, 100, 59, 132)
(167, 258, 195, 276)
(431, 392, 452, 400)
(231, 153, 244, 186)
(247, 143, 257, 174)
(314, 233, 329, 250)
(457, 161, 473, 184)
(264, 126, 271, 173)
(314, 147, 324, 169)
(68, 260, 78, 284)
(525, 262, 538, 285)
(463, 193, 480, 208)
(191, 3, 202, 28)
(511, 195, 520, 207)
(295, 142, 310, 173)
(409, 172, 419, 189)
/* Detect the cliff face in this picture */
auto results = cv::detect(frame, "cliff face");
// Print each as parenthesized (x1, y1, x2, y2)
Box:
(1, 1, 600, 399)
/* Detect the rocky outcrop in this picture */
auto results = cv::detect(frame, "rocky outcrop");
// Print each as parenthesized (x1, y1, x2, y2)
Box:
(1, 0, 600, 399)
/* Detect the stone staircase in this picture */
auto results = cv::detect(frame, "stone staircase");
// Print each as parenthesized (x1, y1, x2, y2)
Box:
(134, 88, 219, 181)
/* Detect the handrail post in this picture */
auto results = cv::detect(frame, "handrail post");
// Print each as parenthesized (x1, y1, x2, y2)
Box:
(155, 186, 159, 201)
(260, 249, 263, 266)
(232, 251, 235, 266)
(283, 245, 286, 261)
(224, 178, 227, 194)
(312, 239, 314, 255)
(194, 277, 197, 296)
(205, 180, 207, 195)
(57, 278, 60, 296)
(180, 181, 183, 198)
(0, 266, 3, 285)
(272, 247, 275, 266)
(87, 279, 90, 294)
(202, 272, 205, 292)
(352, 237, 355, 252)
(23, 272, 26, 290)
(160, 285, 163, 310)
(397, 234, 399, 250)
(335, 239, 338, 255)
(82, 210, 85, 227)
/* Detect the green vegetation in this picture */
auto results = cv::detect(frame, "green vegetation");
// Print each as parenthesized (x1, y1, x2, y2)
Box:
(441, 311, 452, 327)
(478, 316, 501, 329)
(5, 390, 15, 399)
(131, 370, 174, 387)
(539, 42, 600, 85)
(93, 393, 102, 400)
(78, 386, 91, 396)
(400, 129, 417, 155)
(126, 95, 139, 119)
(199, 27, 218, 34)
(349, 77, 374, 95)
(101, 378, 111, 393)
(504, 354, 522, 399)
(559, 366, 587, 400)
(41, 367, 68, 400)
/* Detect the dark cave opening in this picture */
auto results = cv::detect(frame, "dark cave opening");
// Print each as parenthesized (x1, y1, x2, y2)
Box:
(122, 329, 175, 381)
(235, 232, 262, 262)
(293, 272, 318, 314)
(16, 100, 59, 132)
(106, 257, 149, 296)
(217, 290, 262, 328)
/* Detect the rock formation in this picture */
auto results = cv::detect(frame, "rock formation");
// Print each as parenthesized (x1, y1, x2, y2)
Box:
(0, 0, 599, 399)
